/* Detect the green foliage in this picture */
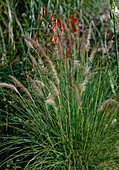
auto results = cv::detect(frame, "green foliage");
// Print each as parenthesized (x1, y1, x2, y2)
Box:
(0, 0, 118, 169)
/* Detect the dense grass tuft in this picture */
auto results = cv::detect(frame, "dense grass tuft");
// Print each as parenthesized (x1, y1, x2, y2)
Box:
(0, 0, 119, 169)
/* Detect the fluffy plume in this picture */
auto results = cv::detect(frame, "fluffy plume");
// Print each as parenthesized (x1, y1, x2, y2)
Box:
(69, 73, 82, 106)
(46, 56, 59, 86)
(22, 35, 59, 86)
(86, 21, 92, 52)
(81, 72, 97, 95)
(80, 79, 88, 94)
(108, 40, 114, 50)
(45, 98, 55, 105)
(29, 53, 39, 71)
(89, 47, 97, 62)
(48, 79, 59, 97)
(98, 99, 119, 111)
(111, 119, 116, 124)
(84, 65, 90, 75)
(101, 124, 108, 134)
(27, 76, 44, 98)
(0, 83, 18, 93)
(38, 58, 46, 73)
(69, 72, 73, 88)
(22, 35, 40, 50)
(45, 93, 57, 110)
(22, 35, 46, 56)
(74, 60, 81, 69)
(73, 83, 82, 106)
(35, 80, 45, 88)
(9, 75, 32, 99)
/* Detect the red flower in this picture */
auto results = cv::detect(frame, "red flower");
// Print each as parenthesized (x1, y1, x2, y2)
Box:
(70, 14, 78, 22)
(68, 58, 71, 64)
(70, 13, 78, 33)
(71, 21, 78, 33)
(66, 51, 70, 57)
(57, 17, 63, 29)
(55, 18, 58, 25)
(51, 13, 55, 26)
(52, 24, 57, 31)
(51, 35, 55, 42)
(71, 20, 75, 26)
(74, 17, 78, 22)
(65, 17, 70, 28)
(55, 37, 58, 43)
(78, 28, 81, 36)
(40, 15, 42, 20)
(70, 14, 75, 20)
(60, 28, 64, 37)
(67, 58, 71, 64)
(43, 6, 46, 17)
(50, 45, 54, 49)
(73, 27, 77, 33)
(36, 38, 39, 45)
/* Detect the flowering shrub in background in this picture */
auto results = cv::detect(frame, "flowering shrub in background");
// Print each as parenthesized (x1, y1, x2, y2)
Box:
(39, 8, 89, 62)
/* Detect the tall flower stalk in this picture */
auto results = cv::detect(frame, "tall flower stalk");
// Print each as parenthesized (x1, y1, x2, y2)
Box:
(110, 0, 119, 81)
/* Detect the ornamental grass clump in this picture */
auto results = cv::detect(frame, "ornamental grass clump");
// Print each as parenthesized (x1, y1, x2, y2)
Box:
(0, 3, 119, 170)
